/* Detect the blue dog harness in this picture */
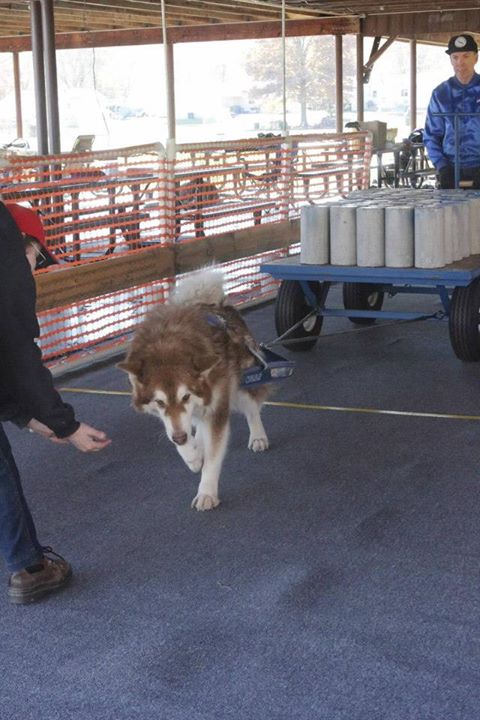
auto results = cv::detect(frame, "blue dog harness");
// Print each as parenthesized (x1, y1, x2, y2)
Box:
(205, 311, 294, 388)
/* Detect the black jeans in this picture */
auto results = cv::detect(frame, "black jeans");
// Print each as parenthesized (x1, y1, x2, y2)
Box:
(438, 165, 480, 189)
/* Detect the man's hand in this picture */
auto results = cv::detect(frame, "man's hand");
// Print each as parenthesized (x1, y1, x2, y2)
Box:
(438, 164, 454, 189)
(66, 423, 111, 452)
(27, 418, 68, 444)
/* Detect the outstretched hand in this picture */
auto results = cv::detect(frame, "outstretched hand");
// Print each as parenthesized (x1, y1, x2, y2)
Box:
(67, 423, 112, 452)
(27, 419, 111, 452)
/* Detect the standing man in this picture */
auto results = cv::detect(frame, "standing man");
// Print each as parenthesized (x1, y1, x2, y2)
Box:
(0, 201, 111, 604)
(424, 34, 480, 188)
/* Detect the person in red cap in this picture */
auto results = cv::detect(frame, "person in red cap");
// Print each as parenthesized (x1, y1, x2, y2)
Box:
(5, 202, 59, 271)
(0, 200, 111, 604)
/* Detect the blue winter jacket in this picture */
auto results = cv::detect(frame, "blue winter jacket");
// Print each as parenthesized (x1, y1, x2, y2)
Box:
(424, 73, 480, 170)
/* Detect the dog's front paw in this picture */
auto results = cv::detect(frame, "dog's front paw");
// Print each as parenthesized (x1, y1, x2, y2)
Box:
(191, 493, 220, 511)
(249, 435, 269, 452)
(186, 454, 203, 473)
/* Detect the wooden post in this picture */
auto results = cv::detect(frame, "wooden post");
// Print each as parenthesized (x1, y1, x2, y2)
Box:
(165, 42, 176, 141)
(12, 52, 23, 138)
(356, 31, 364, 122)
(40, 0, 61, 154)
(410, 40, 417, 131)
(30, 0, 48, 154)
(335, 35, 343, 133)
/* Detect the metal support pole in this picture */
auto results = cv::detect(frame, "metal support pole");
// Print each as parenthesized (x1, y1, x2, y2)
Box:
(356, 31, 364, 122)
(161, 0, 175, 142)
(410, 40, 417, 131)
(40, 0, 61, 153)
(454, 114, 460, 189)
(12, 52, 23, 138)
(335, 35, 343, 132)
(165, 42, 176, 141)
(281, 0, 287, 134)
(30, 0, 48, 154)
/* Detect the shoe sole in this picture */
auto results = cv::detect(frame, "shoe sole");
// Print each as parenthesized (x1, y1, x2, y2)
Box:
(8, 568, 73, 605)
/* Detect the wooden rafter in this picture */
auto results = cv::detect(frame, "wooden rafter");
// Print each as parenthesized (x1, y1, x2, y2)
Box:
(363, 35, 397, 83)
(0, 1, 479, 49)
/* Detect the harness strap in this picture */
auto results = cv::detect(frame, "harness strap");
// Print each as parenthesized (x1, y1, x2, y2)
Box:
(205, 312, 227, 330)
(205, 312, 266, 366)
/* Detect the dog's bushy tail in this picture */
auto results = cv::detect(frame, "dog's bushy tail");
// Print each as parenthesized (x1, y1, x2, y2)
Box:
(172, 268, 225, 306)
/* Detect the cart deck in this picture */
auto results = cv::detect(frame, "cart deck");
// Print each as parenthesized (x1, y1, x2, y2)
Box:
(261, 254, 480, 360)
(261, 254, 480, 286)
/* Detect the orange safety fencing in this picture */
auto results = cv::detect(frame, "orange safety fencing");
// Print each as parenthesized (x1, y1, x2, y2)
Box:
(0, 132, 371, 370)
(1, 141, 169, 263)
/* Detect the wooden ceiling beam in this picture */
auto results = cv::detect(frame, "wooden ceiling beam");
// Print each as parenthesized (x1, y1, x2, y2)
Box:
(54, 2, 257, 24)
(0, 11, 31, 28)
(57, 0, 161, 9)
(315, 1, 478, 11)
(163, 1, 278, 21)
(0, 15, 359, 52)
(165, 0, 325, 21)
(45, 10, 162, 30)
(363, 35, 397, 82)
(363, 10, 480, 37)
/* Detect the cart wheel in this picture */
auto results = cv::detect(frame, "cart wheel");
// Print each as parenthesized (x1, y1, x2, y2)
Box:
(449, 280, 480, 361)
(275, 280, 324, 351)
(342, 282, 384, 325)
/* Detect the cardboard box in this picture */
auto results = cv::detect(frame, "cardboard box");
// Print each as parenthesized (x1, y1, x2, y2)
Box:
(358, 120, 387, 150)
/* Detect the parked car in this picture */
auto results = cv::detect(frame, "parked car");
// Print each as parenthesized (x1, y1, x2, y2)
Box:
(317, 115, 336, 129)
(107, 104, 147, 120)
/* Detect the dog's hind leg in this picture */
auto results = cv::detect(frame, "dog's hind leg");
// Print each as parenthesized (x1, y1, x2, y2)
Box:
(235, 389, 269, 452)
(191, 409, 230, 511)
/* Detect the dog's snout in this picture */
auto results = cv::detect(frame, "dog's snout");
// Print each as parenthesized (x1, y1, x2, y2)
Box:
(172, 432, 188, 446)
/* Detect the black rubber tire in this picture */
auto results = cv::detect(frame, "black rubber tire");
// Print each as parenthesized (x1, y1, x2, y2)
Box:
(274, 280, 325, 351)
(449, 280, 480, 361)
(342, 282, 384, 325)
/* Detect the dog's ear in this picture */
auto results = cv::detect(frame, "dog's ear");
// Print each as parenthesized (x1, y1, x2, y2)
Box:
(117, 357, 144, 382)
(191, 370, 212, 404)
(195, 361, 219, 404)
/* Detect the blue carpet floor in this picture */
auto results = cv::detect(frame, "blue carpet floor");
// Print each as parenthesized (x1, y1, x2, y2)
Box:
(1, 287, 480, 719)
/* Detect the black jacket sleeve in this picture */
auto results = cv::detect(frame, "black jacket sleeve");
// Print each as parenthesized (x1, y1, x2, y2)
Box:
(0, 202, 80, 438)
(0, 380, 31, 427)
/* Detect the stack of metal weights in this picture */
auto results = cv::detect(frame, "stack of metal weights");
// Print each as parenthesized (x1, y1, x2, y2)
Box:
(300, 188, 480, 269)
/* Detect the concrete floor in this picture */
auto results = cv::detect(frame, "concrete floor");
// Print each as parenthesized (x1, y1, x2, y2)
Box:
(2, 286, 480, 720)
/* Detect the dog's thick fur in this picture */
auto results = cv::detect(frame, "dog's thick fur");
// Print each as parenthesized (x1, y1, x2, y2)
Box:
(118, 270, 270, 510)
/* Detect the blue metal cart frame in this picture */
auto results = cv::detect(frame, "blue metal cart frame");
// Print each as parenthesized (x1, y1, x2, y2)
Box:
(260, 255, 480, 361)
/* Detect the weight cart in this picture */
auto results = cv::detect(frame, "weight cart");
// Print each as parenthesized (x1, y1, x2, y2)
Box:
(260, 255, 480, 361)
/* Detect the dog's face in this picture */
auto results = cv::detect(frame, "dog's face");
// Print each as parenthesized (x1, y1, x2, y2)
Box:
(143, 379, 202, 446)
(119, 359, 211, 446)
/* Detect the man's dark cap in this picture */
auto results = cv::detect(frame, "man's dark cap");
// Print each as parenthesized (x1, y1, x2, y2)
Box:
(446, 34, 478, 55)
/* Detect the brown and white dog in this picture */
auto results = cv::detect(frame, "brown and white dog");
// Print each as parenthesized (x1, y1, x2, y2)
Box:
(118, 270, 270, 510)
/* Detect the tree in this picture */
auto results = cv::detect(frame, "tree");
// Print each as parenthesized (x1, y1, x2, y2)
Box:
(245, 35, 356, 128)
